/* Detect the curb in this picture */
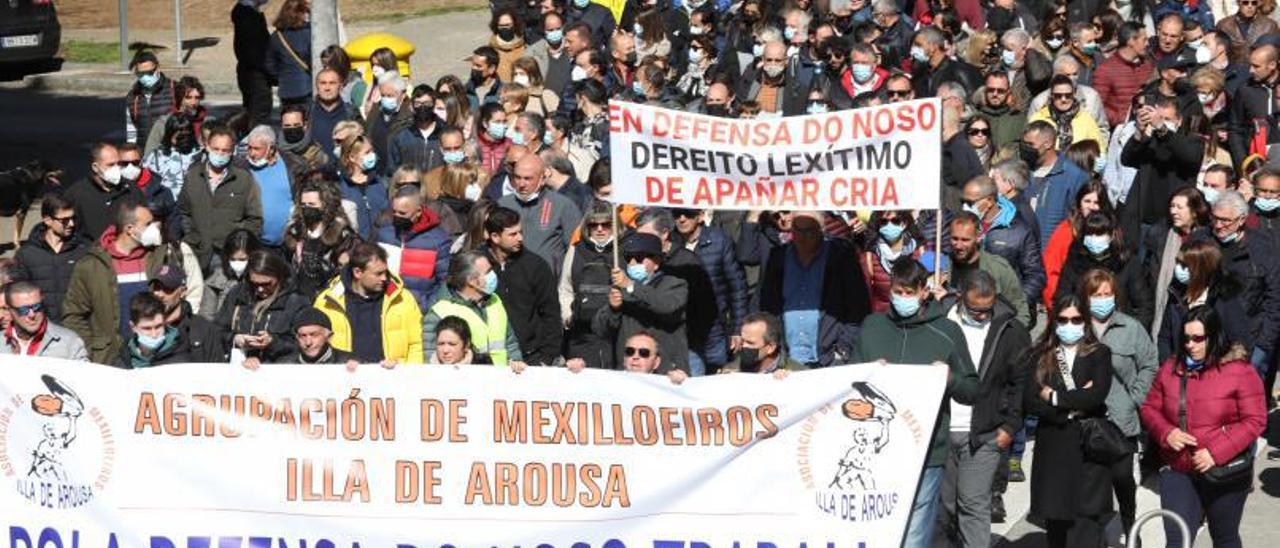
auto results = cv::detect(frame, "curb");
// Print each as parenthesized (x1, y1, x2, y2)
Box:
(23, 65, 239, 99)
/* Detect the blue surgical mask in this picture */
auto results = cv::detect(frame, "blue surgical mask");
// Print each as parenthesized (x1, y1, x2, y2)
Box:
(380, 96, 400, 113)
(878, 223, 905, 242)
(1001, 49, 1017, 67)
(784, 27, 797, 41)
(482, 270, 499, 294)
(360, 151, 378, 171)
(137, 332, 166, 350)
(510, 131, 527, 146)
(962, 202, 983, 218)
(1174, 263, 1191, 284)
(573, 0, 589, 8)
(960, 306, 991, 328)
(632, 80, 646, 97)
(248, 155, 268, 169)
(890, 294, 921, 317)
(633, 23, 644, 35)
(137, 72, 159, 88)
(1089, 296, 1116, 320)
(1093, 156, 1106, 174)
(1199, 185, 1220, 204)
(689, 48, 703, 63)
(910, 46, 929, 63)
(207, 151, 231, 168)
(626, 263, 650, 283)
(1218, 230, 1240, 245)
(752, 44, 765, 58)
(851, 63, 874, 83)
(1184, 356, 1206, 371)
(806, 102, 829, 114)
(545, 29, 564, 44)
(1257, 197, 1280, 212)
(1082, 234, 1111, 255)
(1055, 322, 1085, 345)
(487, 122, 507, 140)
(543, 132, 555, 146)
(442, 150, 465, 165)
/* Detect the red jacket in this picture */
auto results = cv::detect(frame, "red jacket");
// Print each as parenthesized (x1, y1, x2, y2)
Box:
(1041, 220, 1073, 311)
(1093, 52, 1154, 127)
(1140, 355, 1266, 474)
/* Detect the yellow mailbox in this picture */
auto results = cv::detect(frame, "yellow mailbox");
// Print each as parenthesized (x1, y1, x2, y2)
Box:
(345, 32, 416, 85)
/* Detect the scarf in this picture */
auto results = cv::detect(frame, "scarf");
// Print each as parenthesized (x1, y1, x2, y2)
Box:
(1049, 100, 1080, 151)
(5, 319, 47, 356)
(1151, 228, 1183, 341)
(876, 237, 917, 274)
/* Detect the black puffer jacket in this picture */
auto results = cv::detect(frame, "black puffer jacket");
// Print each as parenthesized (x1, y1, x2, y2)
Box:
(672, 225, 749, 344)
(12, 225, 91, 320)
(215, 283, 309, 362)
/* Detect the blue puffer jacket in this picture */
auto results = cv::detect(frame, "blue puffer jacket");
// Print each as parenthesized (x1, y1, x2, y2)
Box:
(375, 207, 452, 312)
(982, 195, 1046, 306)
(1030, 156, 1088, 250)
(673, 226, 748, 356)
(265, 26, 312, 101)
(339, 174, 390, 240)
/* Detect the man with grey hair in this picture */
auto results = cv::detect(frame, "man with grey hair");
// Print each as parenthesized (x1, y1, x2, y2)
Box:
(1210, 190, 1280, 385)
(539, 148, 592, 213)
(999, 28, 1051, 101)
(872, 0, 913, 68)
(962, 176, 1044, 314)
(1028, 55, 1108, 144)
(241, 124, 302, 248)
(938, 269, 1030, 547)
(365, 73, 413, 175)
(912, 26, 981, 98)
(740, 40, 810, 116)
(423, 249, 526, 368)
(497, 153, 582, 276)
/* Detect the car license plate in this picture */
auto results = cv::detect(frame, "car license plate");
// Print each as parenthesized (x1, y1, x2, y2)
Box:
(2, 34, 40, 48)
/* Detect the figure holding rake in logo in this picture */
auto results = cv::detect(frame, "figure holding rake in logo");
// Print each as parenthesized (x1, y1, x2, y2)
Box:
(27, 375, 84, 482)
(830, 381, 897, 491)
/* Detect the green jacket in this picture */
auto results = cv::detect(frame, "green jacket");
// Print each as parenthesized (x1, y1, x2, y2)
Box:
(851, 301, 982, 467)
(1096, 312, 1159, 436)
(178, 163, 263, 265)
(61, 244, 171, 364)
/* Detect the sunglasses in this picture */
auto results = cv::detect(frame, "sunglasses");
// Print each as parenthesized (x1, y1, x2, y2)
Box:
(672, 209, 699, 219)
(624, 346, 653, 358)
(1056, 315, 1086, 325)
(986, 87, 1009, 94)
(587, 221, 612, 230)
(881, 217, 906, 226)
(887, 89, 912, 98)
(1184, 334, 1209, 343)
(49, 215, 75, 224)
(118, 160, 142, 167)
(967, 127, 991, 136)
(1241, 0, 1259, 5)
(12, 303, 44, 317)
(1052, 92, 1075, 100)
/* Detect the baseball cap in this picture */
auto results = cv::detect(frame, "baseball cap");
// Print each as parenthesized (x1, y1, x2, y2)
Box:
(149, 264, 187, 291)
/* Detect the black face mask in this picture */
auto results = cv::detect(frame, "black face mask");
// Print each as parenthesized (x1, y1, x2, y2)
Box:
(497, 27, 517, 42)
(1172, 77, 1193, 95)
(393, 216, 415, 231)
(470, 69, 485, 84)
(174, 133, 195, 153)
(300, 206, 323, 226)
(705, 104, 729, 117)
(282, 127, 306, 144)
(625, 52, 638, 66)
(413, 105, 437, 126)
(736, 347, 763, 372)
(1018, 141, 1041, 169)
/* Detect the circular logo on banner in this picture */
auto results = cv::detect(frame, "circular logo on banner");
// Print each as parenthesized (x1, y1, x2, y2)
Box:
(795, 381, 928, 524)
(0, 374, 115, 508)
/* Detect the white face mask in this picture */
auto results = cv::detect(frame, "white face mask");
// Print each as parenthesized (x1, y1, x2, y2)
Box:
(464, 183, 483, 201)
(100, 164, 122, 186)
(571, 66, 589, 82)
(228, 260, 248, 277)
(119, 163, 142, 182)
(137, 222, 163, 248)
(513, 73, 531, 87)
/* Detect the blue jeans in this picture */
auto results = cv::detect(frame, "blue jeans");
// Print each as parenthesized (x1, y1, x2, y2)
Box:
(1159, 468, 1249, 548)
(903, 465, 944, 548)
(687, 351, 706, 377)
(1011, 415, 1039, 461)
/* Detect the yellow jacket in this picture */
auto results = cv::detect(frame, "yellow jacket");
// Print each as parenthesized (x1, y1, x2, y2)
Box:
(314, 272, 424, 364)
(1028, 105, 1108, 156)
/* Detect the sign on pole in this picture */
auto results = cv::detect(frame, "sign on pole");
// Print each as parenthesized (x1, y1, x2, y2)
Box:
(0, 357, 947, 547)
(608, 99, 942, 211)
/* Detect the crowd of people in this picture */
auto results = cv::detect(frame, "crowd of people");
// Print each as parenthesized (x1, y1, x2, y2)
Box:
(2, 0, 1278, 546)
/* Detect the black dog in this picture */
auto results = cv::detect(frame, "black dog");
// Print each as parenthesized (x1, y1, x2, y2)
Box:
(0, 160, 62, 248)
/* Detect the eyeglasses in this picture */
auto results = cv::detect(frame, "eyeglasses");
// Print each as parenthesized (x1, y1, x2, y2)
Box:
(1184, 334, 1210, 343)
(986, 87, 1009, 94)
(1052, 92, 1075, 100)
(967, 127, 991, 136)
(587, 221, 612, 230)
(1056, 315, 1086, 325)
(624, 346, 654, 358)
(12, 303, 43, 317)
(49, 215, 75, 224)
(1212, 214, 1243, 225)
(1240, 0, 1259, 5)
(886, 89, 911, 98)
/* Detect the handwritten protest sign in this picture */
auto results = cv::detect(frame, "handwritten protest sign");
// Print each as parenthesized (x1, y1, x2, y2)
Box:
(0, 357, 946, 547)
(608, 99, 942, 211)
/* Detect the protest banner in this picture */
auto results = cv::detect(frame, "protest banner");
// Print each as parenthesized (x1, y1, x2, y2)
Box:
(607, 99, 942, 211)
(0, 357, 947, 548)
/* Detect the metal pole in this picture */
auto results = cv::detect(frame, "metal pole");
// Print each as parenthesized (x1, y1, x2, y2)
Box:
(612, 203, 621, 269)
(174, 0, 184, 66)
(312, 0, 340, 72)
(118, 0, 129, 71)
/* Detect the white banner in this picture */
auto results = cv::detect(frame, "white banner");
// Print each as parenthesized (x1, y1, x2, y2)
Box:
(0, 357, 947, 548)
(607, 99, 942, 211)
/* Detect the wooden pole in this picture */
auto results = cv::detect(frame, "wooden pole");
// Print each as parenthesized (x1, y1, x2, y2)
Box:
(612, 202, 621, 269)
(934, 208, 943, 288)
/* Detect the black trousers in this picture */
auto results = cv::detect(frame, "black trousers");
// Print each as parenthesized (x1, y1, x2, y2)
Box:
(237, 67, 273, 127)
